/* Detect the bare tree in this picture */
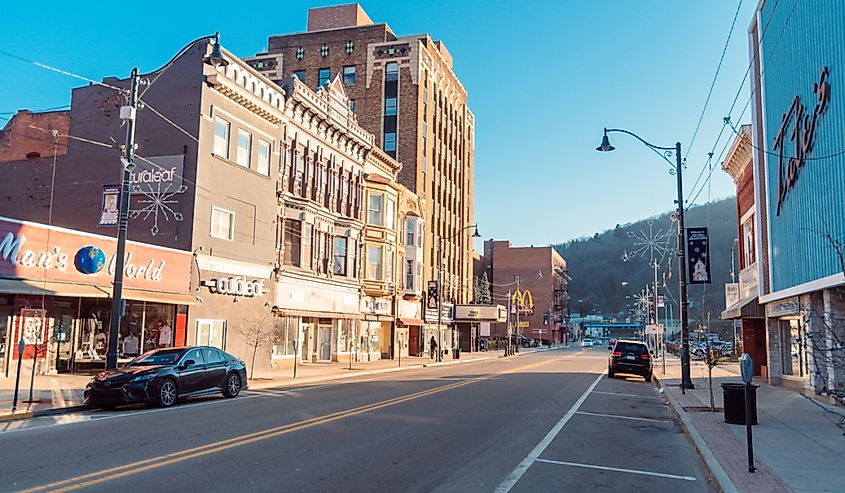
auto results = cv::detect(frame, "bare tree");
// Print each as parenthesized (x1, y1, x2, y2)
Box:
(235, 314, 274, 380)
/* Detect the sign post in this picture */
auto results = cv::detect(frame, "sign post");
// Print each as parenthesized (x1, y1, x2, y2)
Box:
(741, 353, 755, 473)
(12, 338, 25, 412)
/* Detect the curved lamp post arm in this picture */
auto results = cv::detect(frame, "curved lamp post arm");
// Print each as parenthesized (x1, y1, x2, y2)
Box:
(603, 128, 680, 170)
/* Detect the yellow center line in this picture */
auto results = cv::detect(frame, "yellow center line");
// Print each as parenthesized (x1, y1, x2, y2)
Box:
(22, 358, 553, 493)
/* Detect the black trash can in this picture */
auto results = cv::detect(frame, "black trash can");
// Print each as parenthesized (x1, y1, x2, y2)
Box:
(721, 382, 758, 425)
(453, 348, 461, 359)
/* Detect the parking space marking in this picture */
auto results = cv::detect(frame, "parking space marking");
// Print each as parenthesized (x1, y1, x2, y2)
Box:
(495, 372, 605, 493)
(591, 390, 661, 400)
(575, 411, 670, 423)
(534, 459, 697, 481)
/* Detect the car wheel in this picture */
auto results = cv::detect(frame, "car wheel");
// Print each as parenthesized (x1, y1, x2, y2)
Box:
(644, 373, 653, 382)
(155, 378, 178, 407)
(223, 372, 242, 398)
(608, 368, 615, 378)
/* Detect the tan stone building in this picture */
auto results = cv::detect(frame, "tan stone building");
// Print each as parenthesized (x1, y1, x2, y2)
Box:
(246, 2, 475, 316)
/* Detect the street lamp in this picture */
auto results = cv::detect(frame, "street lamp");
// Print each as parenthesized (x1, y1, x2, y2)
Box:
(436, 224, 481, 361)
(105, 34, 226, 370)
(596, 127, 694, 390)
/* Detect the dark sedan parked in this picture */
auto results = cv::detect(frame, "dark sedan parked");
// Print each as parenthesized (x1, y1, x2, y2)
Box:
(84, 346, 247, 409)
(608, 340, 653, 382)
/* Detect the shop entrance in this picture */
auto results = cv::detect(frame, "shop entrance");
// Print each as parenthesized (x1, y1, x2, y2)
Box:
(0, 308, 11, 376)
(51, 306, 76, 373)
(301, 320, 315, 363)
(780, 318, 810, 381)
(318, 321, 332, 361)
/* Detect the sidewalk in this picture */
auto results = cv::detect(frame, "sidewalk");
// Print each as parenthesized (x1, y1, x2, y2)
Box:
(0, 346, 561, 422)
(655, 354, 845, 493)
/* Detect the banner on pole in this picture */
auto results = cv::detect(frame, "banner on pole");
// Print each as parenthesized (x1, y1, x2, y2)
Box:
(657, 295, 665, 308)
(426, 280, 439, 309)
(98, 184, 120, 227)
(686, 227, 712, 284)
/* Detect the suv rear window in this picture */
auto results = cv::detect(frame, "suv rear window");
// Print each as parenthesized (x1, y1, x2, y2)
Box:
(615, 342, 646, 353)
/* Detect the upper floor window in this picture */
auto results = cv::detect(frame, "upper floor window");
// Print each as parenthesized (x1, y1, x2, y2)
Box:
(367, 245, 384, 280)
(385, 62, 399, 82)
(385, 97, 397, 116)
(333, 237, 348, 276)
(283, 219, 301, 267)
(236, 129, 251, 167)
(213, 117, 229, 158)
(348, 99, 356, 112)
(257, 139, 271, 176)
(293, 70, 306, 83)
(405, 259, 415, 290)
(368, 193, 383, 226)
(210, 207, 234, 241)
(742, 215, 755, 269)
(405, 218, 415, 246)
(384, 133, 396, 152)
(386, 197, 395, 230)
(318, 68, 330, 87)
(343, 65, 356, 85)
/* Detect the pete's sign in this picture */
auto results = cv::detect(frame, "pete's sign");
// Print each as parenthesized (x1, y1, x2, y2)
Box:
(774, 66, 831, 216)
(0, 217, 191, 293)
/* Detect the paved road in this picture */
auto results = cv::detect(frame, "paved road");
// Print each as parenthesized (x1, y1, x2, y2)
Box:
(0, 348, 713, 492)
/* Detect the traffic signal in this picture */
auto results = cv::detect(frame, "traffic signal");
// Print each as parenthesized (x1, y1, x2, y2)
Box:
(543, 312, 550, 326)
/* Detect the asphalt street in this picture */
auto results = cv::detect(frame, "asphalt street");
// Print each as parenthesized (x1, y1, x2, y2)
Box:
(0, 347, 713, 492)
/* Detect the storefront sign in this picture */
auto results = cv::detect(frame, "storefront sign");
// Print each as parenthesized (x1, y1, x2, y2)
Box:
(131, 155, 184, 188)
(686, 227, 711, 284)
(203, 277, 266, 297)
(765, 296, 801, 317)
(725, 283, 740, 308)
(454, 304, 507, 322)
(511, 289, 535, 315)
(774, 66, 830, 216)
(0, 217, 191, 293)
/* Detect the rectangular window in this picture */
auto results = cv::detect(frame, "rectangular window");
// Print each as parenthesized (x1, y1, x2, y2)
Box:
(318, 67, 330, 87)
(348, 99, 356, 112)
(367, 245, 383, 280)
(210, 207, 234, 240)
(405, 259, 414, 290)
(273, 317, 298, 356)
(385, 97, 397, 116)
(258, 139, 271, 176)
(742, 215, 755, 268)
(386, 198, 395, 229)
(386, 249, 394, 283)
(385, 62, 398, 82)
(406, 218, 415, 246)
(368, 193, 383, 226)
(333, 236, 348, 276)
(236, 129, 251, 167)
(293, 70, 306, 82)
(196, 320, 226, 350)
(303, 224, 313, 270)
(383, 133, 396, 152)
(213, 117, 230, 158)
(283, 220, 301, 267)
(343, 65, 356, 85)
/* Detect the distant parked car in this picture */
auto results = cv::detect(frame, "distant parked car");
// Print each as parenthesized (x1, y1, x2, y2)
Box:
(84, 347, 247, 410)
(581, 339, 594, 348)
(608, 340, 653, 381)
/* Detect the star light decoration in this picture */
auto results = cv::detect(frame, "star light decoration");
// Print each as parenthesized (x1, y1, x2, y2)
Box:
(129, 182, 186, 236)
(622, 221, 673, 264)
(633, 289, 652, 321)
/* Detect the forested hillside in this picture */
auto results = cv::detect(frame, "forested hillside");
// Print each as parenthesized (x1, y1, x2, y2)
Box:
(553, 197, 737, 327)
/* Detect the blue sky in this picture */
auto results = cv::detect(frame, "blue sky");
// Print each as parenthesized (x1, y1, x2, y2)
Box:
(1, 1, 756, 248)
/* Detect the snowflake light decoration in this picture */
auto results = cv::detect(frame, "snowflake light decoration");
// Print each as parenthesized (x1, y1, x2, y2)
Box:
(130, 182, 186, 236)
(622, 221, 673, 263)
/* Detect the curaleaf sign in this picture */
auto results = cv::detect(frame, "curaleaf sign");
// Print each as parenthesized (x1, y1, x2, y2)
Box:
(0, 217, 191, 293)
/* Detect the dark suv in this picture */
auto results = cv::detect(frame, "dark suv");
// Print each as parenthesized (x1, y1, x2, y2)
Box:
(608, 340, 653, 381)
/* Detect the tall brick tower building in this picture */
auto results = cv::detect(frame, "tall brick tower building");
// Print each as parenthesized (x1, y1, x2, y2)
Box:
(247, 3, 475, 304)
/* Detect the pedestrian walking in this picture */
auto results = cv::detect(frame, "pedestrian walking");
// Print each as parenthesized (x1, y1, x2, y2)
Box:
(429, 336, 437, 359)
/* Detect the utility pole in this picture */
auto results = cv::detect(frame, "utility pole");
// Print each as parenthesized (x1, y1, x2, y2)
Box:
(515, 275, 521, 354)
(674, 141, 695, 390)
(731, 239, 739, 356)
(506, 289, 512, 356)
(106, 67, 140, 371)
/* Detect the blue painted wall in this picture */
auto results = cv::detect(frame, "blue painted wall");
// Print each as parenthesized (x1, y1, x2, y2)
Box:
(760, 0, 845, 293)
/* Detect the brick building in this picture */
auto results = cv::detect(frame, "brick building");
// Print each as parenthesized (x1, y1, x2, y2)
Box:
(477, 240, 569, 344)
(246, 3, 475, 313)
(0, 109, 69, 163)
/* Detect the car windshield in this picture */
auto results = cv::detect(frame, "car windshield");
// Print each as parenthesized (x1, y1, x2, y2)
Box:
(126, 349, 186, 367)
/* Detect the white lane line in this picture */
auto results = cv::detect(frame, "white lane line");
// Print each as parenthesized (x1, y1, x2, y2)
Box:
(534, 459, 697, 481)
(495, 372, 605, 493)
(591, 390, 661, 400)
(575, 411, 670, 423)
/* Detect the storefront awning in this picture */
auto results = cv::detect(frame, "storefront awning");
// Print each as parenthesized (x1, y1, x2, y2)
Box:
(274, 308, 362, 320)
(398, 318, 425, 326)
(0, 279, 110, 298)
(121, 288, 202, 305)
(721, 296, 764, 320)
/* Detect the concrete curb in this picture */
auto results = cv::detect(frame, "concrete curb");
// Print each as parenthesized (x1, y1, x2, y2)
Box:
(0, 411, 34, 422)
(654, 373, 738, 493)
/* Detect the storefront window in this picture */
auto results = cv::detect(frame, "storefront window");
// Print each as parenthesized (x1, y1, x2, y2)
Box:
(273, 317, 298, 356)
(196, 319, 226, 350)
(79, 299, 112, 362)
(143, 304, 176, 353)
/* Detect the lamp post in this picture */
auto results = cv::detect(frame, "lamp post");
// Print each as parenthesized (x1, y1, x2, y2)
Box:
(104, 34, 228, 370)
(597, 128, 694, 390)
(437, 223, 481, 361)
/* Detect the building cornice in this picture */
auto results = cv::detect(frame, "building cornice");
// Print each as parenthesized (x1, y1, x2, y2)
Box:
(721, 124, 753, 183)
